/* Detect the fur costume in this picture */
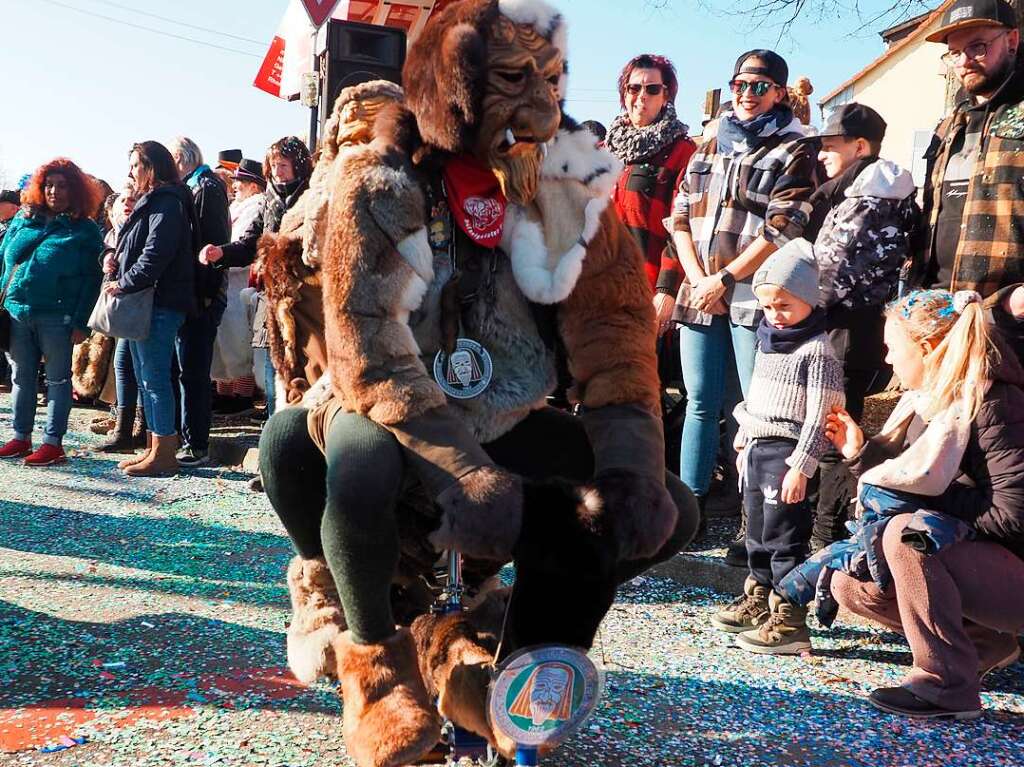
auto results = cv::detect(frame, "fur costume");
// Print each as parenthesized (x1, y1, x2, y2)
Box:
(788, 75, 814, 126)
(258, 3, 685, 764)
(71, 331, 114, 399)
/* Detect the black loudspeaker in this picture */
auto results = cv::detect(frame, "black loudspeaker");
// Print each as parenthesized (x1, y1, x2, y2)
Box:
(318, 20, 407, 127)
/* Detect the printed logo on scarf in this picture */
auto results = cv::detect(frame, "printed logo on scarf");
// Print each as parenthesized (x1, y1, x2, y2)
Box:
(462, 196, 503, 239)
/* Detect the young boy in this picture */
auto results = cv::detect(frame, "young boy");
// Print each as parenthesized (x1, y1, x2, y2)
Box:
(807, 102, 919, 549)
(711, 240, 845, 654)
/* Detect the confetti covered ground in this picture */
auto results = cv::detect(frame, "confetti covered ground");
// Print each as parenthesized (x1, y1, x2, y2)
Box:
(2, 394, 1023, 767)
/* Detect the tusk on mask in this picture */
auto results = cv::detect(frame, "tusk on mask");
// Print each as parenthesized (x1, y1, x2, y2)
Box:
(540, 141, 549, 158)
(505, 128, 517, 147)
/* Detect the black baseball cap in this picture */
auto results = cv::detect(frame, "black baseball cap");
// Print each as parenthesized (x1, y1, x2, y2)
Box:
(925, 0, 1017, 43)
(733, 49, 789, 87)
(819, 103, 887, 143)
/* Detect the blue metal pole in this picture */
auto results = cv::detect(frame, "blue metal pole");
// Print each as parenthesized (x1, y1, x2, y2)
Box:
(515, 746, 539, 766)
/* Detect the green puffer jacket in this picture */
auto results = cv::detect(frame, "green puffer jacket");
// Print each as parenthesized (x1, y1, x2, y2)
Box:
(0, 210, 104, 331)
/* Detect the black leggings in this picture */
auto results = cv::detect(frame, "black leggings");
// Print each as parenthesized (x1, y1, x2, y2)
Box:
(260, 406, 698, 645)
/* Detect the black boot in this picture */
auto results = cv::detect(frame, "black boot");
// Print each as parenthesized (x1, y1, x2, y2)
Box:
(688, 495, 708, 547)
(724, 505, 748, 567)
(96, 406, 138, 453)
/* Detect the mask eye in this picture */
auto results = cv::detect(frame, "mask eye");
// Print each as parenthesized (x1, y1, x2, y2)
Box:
(547, 74, 560, 86)
(498, 70, 525, 84)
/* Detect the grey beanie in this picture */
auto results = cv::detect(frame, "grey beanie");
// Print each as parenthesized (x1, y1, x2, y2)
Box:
(752, 238, 820, 307)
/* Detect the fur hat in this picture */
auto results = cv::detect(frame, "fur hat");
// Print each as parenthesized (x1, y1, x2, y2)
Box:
(402, 0, 567, 154)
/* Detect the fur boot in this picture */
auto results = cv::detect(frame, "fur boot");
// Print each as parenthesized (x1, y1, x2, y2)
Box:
(411, 613, 496, 742)
(285, 555, 346, 684)
(333, 628, 440, 767)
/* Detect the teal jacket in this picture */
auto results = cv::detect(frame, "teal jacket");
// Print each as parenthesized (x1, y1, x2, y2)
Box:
(0, 210, 104, 331)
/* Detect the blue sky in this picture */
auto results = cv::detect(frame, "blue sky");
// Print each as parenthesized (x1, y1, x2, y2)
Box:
(0, 0, 923, 188)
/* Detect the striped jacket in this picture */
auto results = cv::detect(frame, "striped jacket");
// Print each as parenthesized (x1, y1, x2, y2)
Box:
(913, 68, 1024, 296)
(660, 120, 819, 327)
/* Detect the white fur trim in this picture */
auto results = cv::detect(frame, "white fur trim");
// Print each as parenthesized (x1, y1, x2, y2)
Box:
(395, 227, 434, 284)
(275, 375, 292, 413)
(505, 196, 608, 305)
(301, 373, 334, 410)
(394, 271, 429, 324)
(497, 0, 565, 53)
(543, 128, 621, 198)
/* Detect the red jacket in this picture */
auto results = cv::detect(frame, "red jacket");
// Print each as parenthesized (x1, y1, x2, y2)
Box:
(611, 135, 696, 291)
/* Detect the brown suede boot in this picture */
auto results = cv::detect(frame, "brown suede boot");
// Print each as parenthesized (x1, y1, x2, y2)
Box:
(117, 432, 153, 469)
(411, 613, 496, 743)
(333, 628, 441, 767)
(124, 433, 179, 477)
(286, 555, 346, 684)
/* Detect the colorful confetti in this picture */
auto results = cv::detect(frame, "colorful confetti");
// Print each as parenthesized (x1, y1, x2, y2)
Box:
(1, 395, 1021, 766)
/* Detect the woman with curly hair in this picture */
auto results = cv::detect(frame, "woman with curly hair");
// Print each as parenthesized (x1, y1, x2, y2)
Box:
(0, 158, 105, 466)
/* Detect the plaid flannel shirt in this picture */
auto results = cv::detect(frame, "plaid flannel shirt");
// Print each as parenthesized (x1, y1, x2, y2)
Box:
(915, 69, 1024, 296)
(659, 123, 818, 327)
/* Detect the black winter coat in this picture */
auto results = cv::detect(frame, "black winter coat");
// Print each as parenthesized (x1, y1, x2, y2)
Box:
(114, 184, 199, 316)
(187, 167, 231, 304)
(218, 177, 309, 269)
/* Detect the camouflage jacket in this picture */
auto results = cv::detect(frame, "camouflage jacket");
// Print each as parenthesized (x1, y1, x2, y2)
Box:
(913, 68, 1024, 295)
(813, 158, 919, 310)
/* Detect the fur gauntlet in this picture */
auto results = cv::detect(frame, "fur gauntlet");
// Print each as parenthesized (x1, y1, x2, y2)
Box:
(583, 469, 679, 561)
(429, 466, 524, 562)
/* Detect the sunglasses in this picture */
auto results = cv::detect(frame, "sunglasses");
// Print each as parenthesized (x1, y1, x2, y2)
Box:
(729, 79, 777, 97)
(626, 83, 666, 96)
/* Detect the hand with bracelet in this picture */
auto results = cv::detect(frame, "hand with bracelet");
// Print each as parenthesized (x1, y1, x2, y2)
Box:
(692, 268, 735, 313)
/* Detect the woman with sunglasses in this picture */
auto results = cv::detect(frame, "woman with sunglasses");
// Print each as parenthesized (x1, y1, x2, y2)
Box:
(608, 55, 696, 324)
(659, 49, 819, 543)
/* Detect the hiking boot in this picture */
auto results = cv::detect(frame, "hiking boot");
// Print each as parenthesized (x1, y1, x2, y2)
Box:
(0, 439, 32, 459)
(96, 406, 138, 453)
(125, 434, 179, 477)
(24, 443, 67, 467)
(711, 576, 770, 633)
(736, 591, 811, 654)
(176, 446, 209, 468)
(868, 687, 981, 721)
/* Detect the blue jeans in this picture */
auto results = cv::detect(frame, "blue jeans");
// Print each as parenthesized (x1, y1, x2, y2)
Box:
(114, 338, 143, 409)
(130, 307, 185, 437)
(175, 300, 225, 451)
(678, 316, 758, 497)
(8, 313, 74, 446)
(264, 348, 276, 417)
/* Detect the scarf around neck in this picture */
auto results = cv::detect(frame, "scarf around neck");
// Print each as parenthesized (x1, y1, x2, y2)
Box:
(756, 306, 826, 354)
(717, 104, 794, 156)
(185, 164, 212, 190)
(442, 154, 507, 249)
(605, 102, 690, 165)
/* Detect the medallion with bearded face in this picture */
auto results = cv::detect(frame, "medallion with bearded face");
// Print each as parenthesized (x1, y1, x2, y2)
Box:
(473, 14, 563, 205)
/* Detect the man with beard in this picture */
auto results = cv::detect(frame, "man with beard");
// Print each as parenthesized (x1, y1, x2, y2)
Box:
(914, 0, 1024, 353)
(255, 3, 698, 766)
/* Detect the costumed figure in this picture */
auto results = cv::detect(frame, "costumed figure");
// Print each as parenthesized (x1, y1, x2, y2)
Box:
(257, 3, 698, 766)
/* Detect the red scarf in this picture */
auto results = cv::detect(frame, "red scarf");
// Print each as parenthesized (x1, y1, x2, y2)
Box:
(442, 154, 507, 248)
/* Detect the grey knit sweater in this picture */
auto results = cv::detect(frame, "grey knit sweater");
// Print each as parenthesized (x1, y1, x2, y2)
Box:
(734, 334, 846, 477)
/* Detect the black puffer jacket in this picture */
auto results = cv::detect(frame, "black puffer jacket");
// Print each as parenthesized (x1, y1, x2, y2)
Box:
(938, 348, 1024, 557)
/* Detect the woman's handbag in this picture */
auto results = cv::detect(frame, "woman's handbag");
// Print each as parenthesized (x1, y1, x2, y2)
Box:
(0, 262, 23, 352)
(88, 284, 155, 341)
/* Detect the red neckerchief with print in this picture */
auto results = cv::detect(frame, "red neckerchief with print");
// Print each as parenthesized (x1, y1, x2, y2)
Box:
(442, 154, 507, 249)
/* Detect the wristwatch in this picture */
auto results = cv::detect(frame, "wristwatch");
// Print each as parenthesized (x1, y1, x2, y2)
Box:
(717, 268, 735, 289)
